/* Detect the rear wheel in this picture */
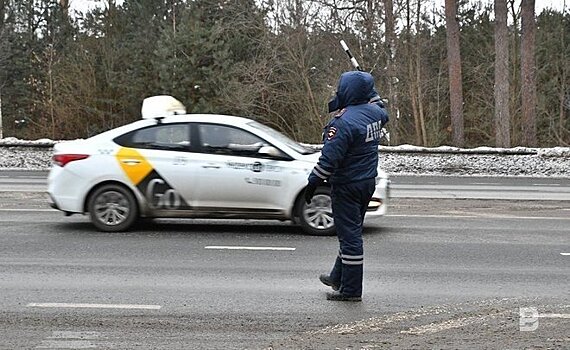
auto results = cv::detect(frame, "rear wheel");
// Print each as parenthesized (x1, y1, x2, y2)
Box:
(88, 184, 138, 232)
(296, 186, 336, 236)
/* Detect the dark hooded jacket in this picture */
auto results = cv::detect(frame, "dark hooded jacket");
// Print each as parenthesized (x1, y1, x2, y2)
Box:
(308, 71, 389, 185)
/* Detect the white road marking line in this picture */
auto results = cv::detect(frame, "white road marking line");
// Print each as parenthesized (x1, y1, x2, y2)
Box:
(27, 303, 161, 310)
(539, 313, 570, 319)
(36, 340, 98, 349)
(47, 331, 101, 340)
(480, 215, 570, 220)
(561, 253, 570, 256)
(37, 331, 104, 349)
(386, 214, 570, 220)
(205, 246, 296, 251)
(0, 209, 56, 212)
(387, 214, 478, 218)
(401, 312, 509, 335)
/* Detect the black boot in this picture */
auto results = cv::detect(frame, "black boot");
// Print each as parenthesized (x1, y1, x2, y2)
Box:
(325, 291, 362, 302)
(319, 274, 340, 291)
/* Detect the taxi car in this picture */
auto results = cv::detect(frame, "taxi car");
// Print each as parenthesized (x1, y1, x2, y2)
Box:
(48, 96, 390, 235)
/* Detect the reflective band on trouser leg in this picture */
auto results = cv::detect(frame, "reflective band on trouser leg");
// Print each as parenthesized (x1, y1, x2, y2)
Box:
(341, 253, 364, 265)
(341, 252, 364, 295)
(341, 259, 363, 265)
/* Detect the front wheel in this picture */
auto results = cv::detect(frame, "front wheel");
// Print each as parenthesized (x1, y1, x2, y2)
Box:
(296, 186, 336, 236)
(87, 184, 138, 232)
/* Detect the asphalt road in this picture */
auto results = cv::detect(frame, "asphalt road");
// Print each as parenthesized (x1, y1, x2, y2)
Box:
(0, 171, 569, 349)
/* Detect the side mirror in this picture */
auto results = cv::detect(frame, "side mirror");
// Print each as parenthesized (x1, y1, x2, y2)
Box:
(258, 146, 282, 158)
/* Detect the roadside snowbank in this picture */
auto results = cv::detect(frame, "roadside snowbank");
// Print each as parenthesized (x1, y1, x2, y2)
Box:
(0, 138, 569, 177)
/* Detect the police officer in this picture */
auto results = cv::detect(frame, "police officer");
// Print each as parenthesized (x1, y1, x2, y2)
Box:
(305, 71, 388, 302)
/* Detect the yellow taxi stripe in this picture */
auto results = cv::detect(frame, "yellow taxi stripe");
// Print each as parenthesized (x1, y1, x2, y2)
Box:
(116, 147, 153, 185)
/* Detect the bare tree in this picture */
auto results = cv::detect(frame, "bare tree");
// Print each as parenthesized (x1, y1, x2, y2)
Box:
(507, 0, 521, 142)
(494, 0, 510, 147)
(444, 0, 464, 146)
(406, 0, 421, 145)
(383, 0, 397, 143)
(59, 0, 68, 18)
(415, 0, 427, 146)
(521, 0, 537, 146)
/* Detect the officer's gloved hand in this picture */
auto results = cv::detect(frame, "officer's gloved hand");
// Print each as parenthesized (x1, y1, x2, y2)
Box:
(305, 182, 317, 204)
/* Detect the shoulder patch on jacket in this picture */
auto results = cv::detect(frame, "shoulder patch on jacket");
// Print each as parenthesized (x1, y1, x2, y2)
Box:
(334, 108, 346, 118)
(326, 126, 338, 140)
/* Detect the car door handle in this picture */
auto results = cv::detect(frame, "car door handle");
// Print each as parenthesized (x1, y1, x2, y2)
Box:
(121, 159, 141, 165)
(202, 164, 221, 169)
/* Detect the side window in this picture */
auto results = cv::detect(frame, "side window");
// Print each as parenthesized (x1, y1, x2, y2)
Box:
(199, 124, 267, 157)
(115, 124, 191, 151)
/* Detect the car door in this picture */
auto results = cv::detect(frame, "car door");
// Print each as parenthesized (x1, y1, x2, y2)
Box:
(191, 123, 295, 210)
(114, 122, 196, 212)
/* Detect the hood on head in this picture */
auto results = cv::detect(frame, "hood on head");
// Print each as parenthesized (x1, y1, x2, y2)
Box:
(328, 71, 377, 112)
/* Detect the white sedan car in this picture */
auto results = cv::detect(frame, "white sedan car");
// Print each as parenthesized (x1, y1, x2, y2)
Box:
(48, 96, 390, 235)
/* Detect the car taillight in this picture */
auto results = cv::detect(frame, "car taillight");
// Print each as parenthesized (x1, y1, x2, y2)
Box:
(53, 154, 90, 167)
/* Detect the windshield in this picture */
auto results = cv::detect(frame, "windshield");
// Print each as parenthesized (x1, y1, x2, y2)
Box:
(247, 121, 317, 155)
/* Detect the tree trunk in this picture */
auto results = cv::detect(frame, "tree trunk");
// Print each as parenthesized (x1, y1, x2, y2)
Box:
(494, 0, 510, 147)
(0, 92, 3, 139)
(383, 0, 397, 144)
(59, 0, 69, 18)
(0, 0, 6, 29)
(508, 0, 520, 144)
(416, 0, 427, 146)
(406, 0, 421, 145)
(444, 0, 465, 147)
(521, 0, 537, 146)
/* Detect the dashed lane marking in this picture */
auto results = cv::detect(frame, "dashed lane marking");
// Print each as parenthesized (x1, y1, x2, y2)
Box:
(0, 209, 56, 212)
(205, 246, 296, 251)
(27, 303, 161, 310)
(386, 214, 570, 220)
(561, 253, 570, 256)
(387, 214, 477, 218)
(539, 313, 570, 319)
(36, 340, 98, 349)
(400, 311, 510, 335)
(47, 331, 101, 340)
(36, 331, 104, 349)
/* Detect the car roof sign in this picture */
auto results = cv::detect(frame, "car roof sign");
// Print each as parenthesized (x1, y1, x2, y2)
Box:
(141, 95, 186, 120)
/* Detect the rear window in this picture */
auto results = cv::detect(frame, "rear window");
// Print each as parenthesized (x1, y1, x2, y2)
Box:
(114, 123, 191, 151)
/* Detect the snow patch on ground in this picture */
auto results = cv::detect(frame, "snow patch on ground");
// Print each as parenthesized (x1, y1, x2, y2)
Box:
(379, 152, 569, 177)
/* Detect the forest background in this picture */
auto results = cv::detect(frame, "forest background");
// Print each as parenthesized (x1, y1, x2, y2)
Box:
(0, 0, 568, 147)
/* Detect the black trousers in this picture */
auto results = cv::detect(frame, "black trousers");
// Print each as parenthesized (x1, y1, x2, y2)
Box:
(328, 178, 376, 297)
